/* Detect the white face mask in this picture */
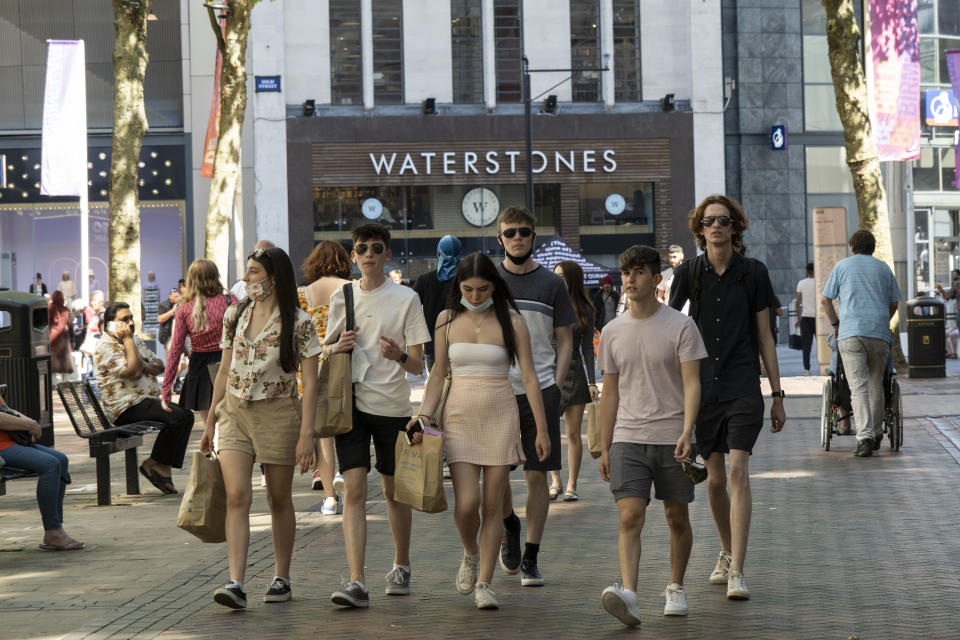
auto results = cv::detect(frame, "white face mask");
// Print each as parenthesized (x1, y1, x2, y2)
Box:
(461, 296, 494, 313)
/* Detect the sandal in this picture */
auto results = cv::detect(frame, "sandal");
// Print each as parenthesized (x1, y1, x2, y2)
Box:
(548, 483, 563, 501)
(563, 489, 579, 502)
(39, 539, 85, 551)
(139, 463, 177, 495)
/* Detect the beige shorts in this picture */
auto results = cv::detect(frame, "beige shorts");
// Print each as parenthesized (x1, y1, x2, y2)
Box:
(215, 393, 302, 465)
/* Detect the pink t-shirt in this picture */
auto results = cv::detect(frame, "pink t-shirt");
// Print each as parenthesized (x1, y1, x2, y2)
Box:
(596, 305, 707, 445)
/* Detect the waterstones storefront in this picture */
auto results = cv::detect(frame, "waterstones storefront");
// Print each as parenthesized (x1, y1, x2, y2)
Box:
(285, 112, 695, 279)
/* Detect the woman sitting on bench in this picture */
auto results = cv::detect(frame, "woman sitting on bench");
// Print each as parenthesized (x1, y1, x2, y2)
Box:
(0, 394, 84, 551)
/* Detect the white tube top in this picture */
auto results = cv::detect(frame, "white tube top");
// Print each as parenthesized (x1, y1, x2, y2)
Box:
(448, 343, 510, 377)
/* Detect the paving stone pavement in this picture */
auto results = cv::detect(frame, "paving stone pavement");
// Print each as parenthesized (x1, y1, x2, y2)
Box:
(3, 364, 960, 639)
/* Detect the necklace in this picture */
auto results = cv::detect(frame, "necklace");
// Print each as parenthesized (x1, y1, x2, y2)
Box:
(470, 313, 489, 336)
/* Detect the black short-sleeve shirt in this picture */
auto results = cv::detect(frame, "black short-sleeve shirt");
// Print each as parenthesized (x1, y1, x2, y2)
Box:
(669, 251, 776, 403)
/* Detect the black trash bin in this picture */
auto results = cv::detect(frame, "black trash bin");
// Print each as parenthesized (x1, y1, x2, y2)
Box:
(906, 296, 945, 378)
(0, 291, 54, 445)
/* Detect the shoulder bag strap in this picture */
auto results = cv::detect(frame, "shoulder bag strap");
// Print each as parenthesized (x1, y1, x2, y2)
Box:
(343, 283, 355, 335)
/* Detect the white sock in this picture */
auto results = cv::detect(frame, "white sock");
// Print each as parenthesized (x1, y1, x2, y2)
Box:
(273, 576, 290, 586)
(393, 563, 410, 573)
(228, 579, 243, 590)
(353, 580, 367, 593)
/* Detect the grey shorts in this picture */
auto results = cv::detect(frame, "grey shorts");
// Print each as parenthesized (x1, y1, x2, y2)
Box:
(609, 442, 694, 504)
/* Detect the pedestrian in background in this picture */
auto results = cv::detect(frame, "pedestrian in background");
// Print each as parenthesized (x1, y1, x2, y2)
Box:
(795, 262, 817, 375)
(549, 260, 598, 503)
(48, 291, 73, 383)
(30, 272, 47, 296)
(592, 275, 619, 332)
(389, 269, 403, 285)
(56, 271, 76, 305)
(413, 235, 463, 373)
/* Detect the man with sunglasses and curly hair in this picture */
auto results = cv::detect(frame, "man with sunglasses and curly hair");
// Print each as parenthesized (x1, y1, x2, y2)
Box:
(668, 194, 786, 601)
(325, 223, 431, 608)
(494, 206, 573, 588)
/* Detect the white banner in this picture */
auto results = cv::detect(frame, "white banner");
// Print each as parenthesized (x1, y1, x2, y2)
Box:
(41, 40, 87, 196)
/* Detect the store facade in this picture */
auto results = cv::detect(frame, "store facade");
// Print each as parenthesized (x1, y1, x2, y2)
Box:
(286, 111, 694, 278)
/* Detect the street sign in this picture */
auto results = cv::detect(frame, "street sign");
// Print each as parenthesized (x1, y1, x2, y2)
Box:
(771, 125, 787, 151)
(924, 89, 958, 126)
(255, 76, 281, 93)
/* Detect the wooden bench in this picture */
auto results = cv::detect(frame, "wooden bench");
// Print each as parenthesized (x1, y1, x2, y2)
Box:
(56, 381, 165, 506)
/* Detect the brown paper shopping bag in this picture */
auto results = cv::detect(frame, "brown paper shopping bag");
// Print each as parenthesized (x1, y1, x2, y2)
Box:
(316, 284, 354, 438)
(586, 403, 602, 459)
(177, 451, 227, 543)
(393, 432, 447, 514)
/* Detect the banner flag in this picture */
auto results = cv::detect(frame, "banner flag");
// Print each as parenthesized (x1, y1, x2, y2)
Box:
(201, 19, 226, 178)
(41, 40, 87, 196)
(868, 0, 921, 161)
(946, 50, 960, 189)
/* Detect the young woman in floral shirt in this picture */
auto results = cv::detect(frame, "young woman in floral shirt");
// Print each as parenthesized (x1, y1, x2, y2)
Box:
(201, 247, 323, 609)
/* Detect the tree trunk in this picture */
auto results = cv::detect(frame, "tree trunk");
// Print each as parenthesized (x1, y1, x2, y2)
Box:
(204, 1, 254, 278)
(108, 0, 150, 324)
(823, 0, 906, 369)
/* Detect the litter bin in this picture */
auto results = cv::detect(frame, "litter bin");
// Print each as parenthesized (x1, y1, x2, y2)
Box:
(906, 296, 945, 379)
(0, 291, 54, 445)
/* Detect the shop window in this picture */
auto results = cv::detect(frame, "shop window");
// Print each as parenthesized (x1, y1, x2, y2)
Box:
(578, 182, 653, 230)
(570, 0, 602, 102)
(806, 147, 854, 193)
(940, 1, 960, 37)
(534, 184, 560, 229)
(942, 148, 959, 191)
(451, 0, 483, 104)
(313, 186, 411, 232)
(920, 37, 937, 84)
(494, 0, 522, 103)
(939, 38, 960, 85)
(330, 0, 363, 106)
(373, 0, 403, 105)
(613, 0, 640, 102)
(913, 146, 940, 191)
(918, 0, 935, 34)
(804, 85, 843, 132)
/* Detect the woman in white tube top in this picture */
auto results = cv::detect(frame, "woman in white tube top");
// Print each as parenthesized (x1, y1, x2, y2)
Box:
(406, 253, 550, 610)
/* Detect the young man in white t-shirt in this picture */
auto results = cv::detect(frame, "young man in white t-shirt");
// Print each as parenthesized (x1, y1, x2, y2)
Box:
(324, 223, 431, 608)
(794, 262, 817, 375)
(597, 245, 707, 626)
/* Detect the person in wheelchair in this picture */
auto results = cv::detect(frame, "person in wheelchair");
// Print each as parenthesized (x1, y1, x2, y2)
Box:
(827, 333, 895, 436)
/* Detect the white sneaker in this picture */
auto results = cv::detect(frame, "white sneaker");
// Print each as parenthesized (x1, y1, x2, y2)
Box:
(663, 583, 688, 616)
(601, 585, 641, 627)
(474, 582, 499, 609)
(456, 553, 480, 595)
(709, 550, 731, 584)
(804, 369, 810, 376)
(321, 496, 338, 516)
(333, 473, 345, 494)
(727, 571, 750, 600)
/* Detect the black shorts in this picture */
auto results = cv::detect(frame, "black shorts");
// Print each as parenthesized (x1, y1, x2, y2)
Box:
(696, 390, 765, 457)
(335, 408, 408, 476)
(517, 384, 562, 472)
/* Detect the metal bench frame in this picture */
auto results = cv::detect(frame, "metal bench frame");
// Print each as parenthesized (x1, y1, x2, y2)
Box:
(56, 381, 165, 505)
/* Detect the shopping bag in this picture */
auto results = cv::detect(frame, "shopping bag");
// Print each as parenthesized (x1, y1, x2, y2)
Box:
(316, 284, 354, 438)
(176, 451, 227, 543)
(393, 432, 447, 513)
(586, 402, 602, 459)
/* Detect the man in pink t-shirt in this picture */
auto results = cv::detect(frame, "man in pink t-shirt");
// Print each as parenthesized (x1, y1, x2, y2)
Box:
(596, 245, 707, 626)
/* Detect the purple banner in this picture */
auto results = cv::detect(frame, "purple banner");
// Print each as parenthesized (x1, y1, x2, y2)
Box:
(869, 0, 921, 161)
(947, 50, 960, 189)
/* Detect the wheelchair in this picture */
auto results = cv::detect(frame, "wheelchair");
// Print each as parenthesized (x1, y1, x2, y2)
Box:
(820, 356, 902, 452)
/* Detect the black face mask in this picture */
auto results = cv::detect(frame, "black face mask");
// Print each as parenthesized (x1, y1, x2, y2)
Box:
(499, 235, 535, 265)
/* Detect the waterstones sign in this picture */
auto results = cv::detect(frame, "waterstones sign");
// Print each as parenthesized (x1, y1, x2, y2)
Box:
(368, 149, 618, 176)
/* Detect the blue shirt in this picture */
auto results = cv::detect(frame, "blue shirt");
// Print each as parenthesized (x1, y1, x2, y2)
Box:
(822, 254, 901, 344)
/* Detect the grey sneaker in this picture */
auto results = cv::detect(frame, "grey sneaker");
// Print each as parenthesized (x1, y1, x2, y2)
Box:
(385, 566, 411, 595)
(709, 550, 732, 584)
(457, 553, 480, 595)
(663, 583, 688, 616)
(727, 571, 750, 600)
(474, 582, 499, 609)
(601, 584, 641, 626)
(213, 581, 247, 609)
(263, 577, 291, 602)
(519, 558, 544, 587)
(331, 580, 369, 608)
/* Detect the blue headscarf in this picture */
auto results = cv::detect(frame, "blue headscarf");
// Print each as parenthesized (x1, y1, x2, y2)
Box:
(436, 235, 463, 282)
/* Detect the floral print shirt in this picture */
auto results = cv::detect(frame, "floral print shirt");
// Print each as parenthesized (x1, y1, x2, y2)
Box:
(220, 302, 323, 400)
(93, 334, 162, 421)
(296, 286, 331, 395)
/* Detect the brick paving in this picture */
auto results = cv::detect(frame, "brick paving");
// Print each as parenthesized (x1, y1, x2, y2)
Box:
(4, 364, 960, 638)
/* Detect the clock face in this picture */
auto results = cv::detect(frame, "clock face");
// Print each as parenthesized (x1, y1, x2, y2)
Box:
(461, 187, 499, 227)
(361, 198, 383, 220)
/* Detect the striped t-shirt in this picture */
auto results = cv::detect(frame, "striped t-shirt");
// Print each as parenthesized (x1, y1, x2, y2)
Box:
(822, 254, 901, 344)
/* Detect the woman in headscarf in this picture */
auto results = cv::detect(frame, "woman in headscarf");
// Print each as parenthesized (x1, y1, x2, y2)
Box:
(413, 235, 463, 373)
(48, 290, 74, 382)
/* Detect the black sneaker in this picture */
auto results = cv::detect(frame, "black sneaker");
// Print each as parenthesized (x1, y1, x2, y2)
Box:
(499, 527, 521, 575)
(855, 439, 874, 457)
(872, 435, 883, 451)
(331, 581, 369, 608)
(214, 582, 247, 609)
(263, 577, 291, 602)
(520, 558, 544, 587)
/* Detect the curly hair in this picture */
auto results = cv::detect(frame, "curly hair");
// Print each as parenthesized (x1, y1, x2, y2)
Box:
(301, 240, 352, 282)
(688, 194, 749, 252)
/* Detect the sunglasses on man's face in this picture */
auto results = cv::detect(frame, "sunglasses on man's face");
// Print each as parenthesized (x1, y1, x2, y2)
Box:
(355, 242, 385, 256)
(500, 227, 533, 239)
(702, 215, 732, 228)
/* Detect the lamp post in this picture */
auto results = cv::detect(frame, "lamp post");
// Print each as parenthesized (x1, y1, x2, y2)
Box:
(522, 55, 609, 216)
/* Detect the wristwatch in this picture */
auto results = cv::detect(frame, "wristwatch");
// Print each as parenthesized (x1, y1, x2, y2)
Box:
(770, 390, 785, 399)
(399, 352, 408, 364)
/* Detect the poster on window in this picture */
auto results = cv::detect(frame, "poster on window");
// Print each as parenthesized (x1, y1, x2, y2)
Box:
(946, 49, 960, 189)
(868, 0, 921, 162)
